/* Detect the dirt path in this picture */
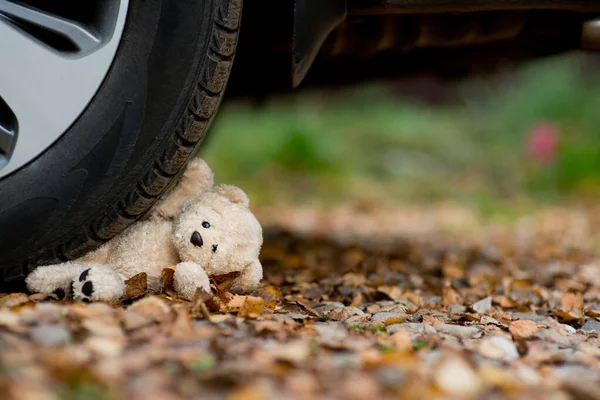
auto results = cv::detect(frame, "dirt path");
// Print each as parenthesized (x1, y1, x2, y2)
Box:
(2, 204, 600, 400)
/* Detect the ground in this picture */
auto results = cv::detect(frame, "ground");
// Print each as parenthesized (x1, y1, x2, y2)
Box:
(2, 203, 600, 400)
(3, 52, 600, 400)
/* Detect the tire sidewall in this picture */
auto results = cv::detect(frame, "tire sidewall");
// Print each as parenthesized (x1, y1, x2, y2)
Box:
(0, 0, 217, 269)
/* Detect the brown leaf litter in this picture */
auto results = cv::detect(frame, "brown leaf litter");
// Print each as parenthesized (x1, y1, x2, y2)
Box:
(2, 203, 600, 399)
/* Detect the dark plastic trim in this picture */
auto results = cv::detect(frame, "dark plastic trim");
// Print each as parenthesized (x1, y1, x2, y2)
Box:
(292, 0, 347, 87)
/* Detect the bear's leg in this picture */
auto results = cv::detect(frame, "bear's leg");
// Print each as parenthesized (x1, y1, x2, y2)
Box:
(26, 262, 89, 299)
(228, 260, 263, 293)
(71, 264, 125, 303)
(173, 262, 210, 300)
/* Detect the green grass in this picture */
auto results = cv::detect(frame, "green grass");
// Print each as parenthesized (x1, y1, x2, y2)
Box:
(200, 53, 600, 212)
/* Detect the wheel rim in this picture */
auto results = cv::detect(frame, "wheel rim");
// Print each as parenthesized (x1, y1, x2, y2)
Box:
(0, 0, 129, 179)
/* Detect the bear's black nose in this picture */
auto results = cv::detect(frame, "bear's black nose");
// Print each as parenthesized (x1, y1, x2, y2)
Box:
(190, 231, 203, 247)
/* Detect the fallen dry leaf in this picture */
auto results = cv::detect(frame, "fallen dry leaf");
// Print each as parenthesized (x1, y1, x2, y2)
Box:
(443, 286, 463, 308)
(124, 272, 148, 300)
(191, 288, 213, 321)
(127, 296, 172, 323)
(160, 266, 176, 291)
(472, 296, 493, 314)
(211, 271, 242, 288)
(5, 203, 600, 400)
(219, 294, 248, 313)
(509, 320, 539, 339)
(257, 285, 281, 310)
(390, 328, 413, 352)
(0, 293, 30, 308)
(377, 286, 404, 301)
(560, 292, 584, 319)
(238, 296, 265, 319)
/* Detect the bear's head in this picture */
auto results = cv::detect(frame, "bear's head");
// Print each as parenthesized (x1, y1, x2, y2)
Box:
(171, 184, 263, 278)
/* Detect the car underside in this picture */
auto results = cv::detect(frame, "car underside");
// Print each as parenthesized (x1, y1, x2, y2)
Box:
(227, 0, 600, 96)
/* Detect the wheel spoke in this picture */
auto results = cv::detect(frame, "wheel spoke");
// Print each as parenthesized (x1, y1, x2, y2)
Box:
(0, 0, 100, 53)
(0, 20, 71, 156)
(0, 127, 15, 155)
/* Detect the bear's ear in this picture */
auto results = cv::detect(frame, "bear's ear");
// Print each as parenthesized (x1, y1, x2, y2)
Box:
(213, 184, 250, 207)
(153, 158, 215, 219)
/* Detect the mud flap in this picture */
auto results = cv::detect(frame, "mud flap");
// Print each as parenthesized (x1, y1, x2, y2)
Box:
(292, 0, 347, 88)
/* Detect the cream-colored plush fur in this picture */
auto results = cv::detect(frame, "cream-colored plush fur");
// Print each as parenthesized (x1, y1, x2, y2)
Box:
(26, 158, 263, 302)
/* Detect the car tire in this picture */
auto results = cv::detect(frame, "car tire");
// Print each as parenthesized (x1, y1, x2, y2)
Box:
(0, 0, 242, 286)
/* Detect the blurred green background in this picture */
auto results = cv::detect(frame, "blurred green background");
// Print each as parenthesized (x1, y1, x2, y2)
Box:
(200, 52, 600, 214)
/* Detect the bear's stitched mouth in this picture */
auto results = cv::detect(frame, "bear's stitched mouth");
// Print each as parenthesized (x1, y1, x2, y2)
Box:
(212, 244, 218, 253)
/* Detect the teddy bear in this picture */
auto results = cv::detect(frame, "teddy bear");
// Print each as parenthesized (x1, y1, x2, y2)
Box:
(25, 158, 263, 302)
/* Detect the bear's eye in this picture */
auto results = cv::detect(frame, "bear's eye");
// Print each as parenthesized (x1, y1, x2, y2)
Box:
(202, 221, 210, 229)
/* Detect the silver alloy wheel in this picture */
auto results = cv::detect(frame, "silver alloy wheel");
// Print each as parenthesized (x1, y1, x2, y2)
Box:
(0, 0, 129, 179)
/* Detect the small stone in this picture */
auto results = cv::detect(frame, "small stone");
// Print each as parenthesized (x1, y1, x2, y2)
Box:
(472, 296, 493, 314)
(581, 319, 600, 333)
(561, 324, 576, 334)
(30, 324, 71, 346)
(478, 335, 519, 361)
